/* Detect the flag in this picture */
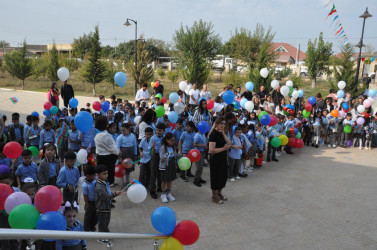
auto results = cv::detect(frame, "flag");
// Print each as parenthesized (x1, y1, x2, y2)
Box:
(337, 30, 344, 37)
(361, 57, 365, 62)
(372, 57, 375, 62)
(151, 140, 155, 155)
(327, 4, 337, 18)
(55, 122, 69, 148)
(9, 97, 18, 104)
(330, 15, 339, 25)
(335, 27, 343, 35)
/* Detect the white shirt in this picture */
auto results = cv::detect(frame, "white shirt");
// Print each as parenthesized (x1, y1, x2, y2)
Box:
(95, 131, 119, 156)
(189, 89, 200, 105)
(135, 89, 150, 107)
(200, 90, 212, 100)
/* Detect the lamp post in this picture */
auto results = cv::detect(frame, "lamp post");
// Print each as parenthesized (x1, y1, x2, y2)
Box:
(355, 8, 372, 87)
(124, 18, 138, 95)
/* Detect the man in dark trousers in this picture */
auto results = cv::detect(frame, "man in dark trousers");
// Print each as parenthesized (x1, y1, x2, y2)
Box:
(61, 80, 75, 110)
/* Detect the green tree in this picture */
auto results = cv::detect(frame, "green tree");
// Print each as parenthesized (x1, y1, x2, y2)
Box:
(305, 32, 333, 89)
(333, 47, 359, 95)
(4, 40, 33, 90)
(105, 60, 118, 89)
(146, 38, 172, 57)
(166, 70, 180, 89)
(81, 25, 106, 96)
(116, 40, 160, 61)
(156, 68, 166, 80)
(46, 42, 59, 81)
(222, 70, 248, 88)
(173, 20, 221, 88)
(101, 45, 115, 58)
(72, 32, 93, 58)
(31, 55, 48, 79)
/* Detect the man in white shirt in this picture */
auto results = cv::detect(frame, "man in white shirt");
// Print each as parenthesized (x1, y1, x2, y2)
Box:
(135, 84, 150, 107)
(189, 83, 200, 109)
(200, 84, 212, 100)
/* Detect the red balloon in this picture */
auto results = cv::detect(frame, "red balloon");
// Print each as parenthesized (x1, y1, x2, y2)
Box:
(187, 149, 201, 162)
(169, 122, 176, 130)
(0, 184, 14, 210)
(92, 101, 101, 111)
(294, 139, 304, 148)
(304, 103, 312, 112)
(34, 185, 63, 213)
(155, 81, 160, 87)
(43, 102, 53, 110)
(362, 112, 370, 119)
(122, 158, 133, 169)
(287, 137, 296, 147)
(172, 220, 200, 245)
(161, 97, 167, 104)
(269, 116, 278, 126)
(206, 100, 214, 110)
(3, 142, 22, 159)
(115, 164, 125, 178)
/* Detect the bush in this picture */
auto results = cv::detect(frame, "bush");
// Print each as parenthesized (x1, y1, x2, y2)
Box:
(222, 70, 248, 88)
(274, 68, 291, 80)
(289, 74, 303, 89)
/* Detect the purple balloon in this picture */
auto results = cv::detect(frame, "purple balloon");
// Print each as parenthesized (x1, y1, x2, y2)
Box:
(356, 117, 365, 125)
(0, 165, 10, 174)
(4, 192, 32, 214)
(338, 110, 346, 118)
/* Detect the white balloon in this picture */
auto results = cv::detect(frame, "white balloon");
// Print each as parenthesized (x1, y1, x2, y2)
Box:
(245, 101, 254, 112)
(174, 102, 185, 115)
(57, 67, 70, 82)
(134, 116, 141, 125)
(281, 86, 289, 97)
(291, 97, 296, 104)
(179, 81, 187, 91)
(286, 80, 293, 87)
(127, 184, 147, 203)
(337, 81, 346, 90)
(292, 90, 299, 99)
(185, 84, 192, 95)
(260, 68, 269, 78)
(77, 149, 87, 164)
(271, 80, 279, 89)
(357, 105, 366, 113)
(212, 103, 223, 113)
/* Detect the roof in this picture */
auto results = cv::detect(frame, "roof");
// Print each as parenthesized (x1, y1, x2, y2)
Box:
(275, 55, 294, 63)
(272, 43, 306, 61)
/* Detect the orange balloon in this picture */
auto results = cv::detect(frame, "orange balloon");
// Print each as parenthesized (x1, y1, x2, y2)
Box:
(39, 149, 43, 158)
(330, 109, 339, 118)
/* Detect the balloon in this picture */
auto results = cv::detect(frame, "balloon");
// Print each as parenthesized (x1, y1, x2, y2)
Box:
(362, 112, 370, 119)
(240, 98, 248, 109)
(363, 99, 372, 108)
(286, 128, 296, 137)
(308, 96, 316, 105)
(36, 211, 67, 231)
(43, 109, 51, 117)
(295, 132, 301, 139)
(185, 84, 192, 93)
(271, 137, 281, 148)
(280, 86, 289, 97)
(179, 81, 187, 91)
(286, 80, 293, 87)
(357, 105, 366, 114)
(279, 135, 289, 146)
(368, 89, 377, 98)
(169, 92, 179, 104)
(155, 106, 165, 118)
(127, 184, 147, 203)
(338, 110, 346, 118)
(151, 82, 155, 88)
(298, 89, 304, 98)
(337, 80, 346, 90)
(4, 142, 22, 159)
(77, 149, 87, 164)
(344, 125, 352, 134)
(114, 72, 127, 87)
(74, 111, 93, 133)
(342, 103, 349, 110)
(212, 103, 223, 113)
(122, 158, 133, 169)
(92, 101, 101, 111)
(197, 121, 209, 134)
(34, 185, 63, 213)
(50, 106, 58, 114)
(0, 184, 14, 210)
(337, 90, 344, 99)
(28, 146, 39, 157)
(232, 100, 240, 110)
(151, 206, 177, 235)
(206, 99, 214, 110)
(178, 157, 191, 171)
(160, 237, 183, 250)
(260, 115, 271, 126)
(245, 81, 254, 92)
(155, 94, 163, 100)
(222, 91, 235, 104)
(330, 110, 339, 118)
(69, 98, 79, 108)
(167, 111, 178, 124)
(188, 149, 201, 163)
(295, 139, 304, 148)
(101, 101, 110, 112)
(174, 102, 185, 115)
(172, 220, 200, 245)
(9, 204, 39, 229)
(287, 137, 296, 147)
(283, 104, 295, 116)
(115, 164, 125, 178)
(0, 165, 9, 174)
(260, 68, 269, 78)
(245, 101, 254, 112)
(304, 103, 312, 112)
(155, 81, 160, 87)
(303, 109, 310, 118)
(43, 102, 53, 110)
(271, 80, 279, 90)
(4, 192, 32, 214)
(258, 111, 268, 120)
(269, 116, 278, 126)
(357, 117, 365, 125)
(288, 86, 294, 96)
(57, 67, 70, 82)
(292, 90, 299, 99)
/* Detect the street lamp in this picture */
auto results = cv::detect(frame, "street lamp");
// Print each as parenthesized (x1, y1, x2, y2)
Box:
(124, 18, 138, 95)
(355, 7, 372, 87)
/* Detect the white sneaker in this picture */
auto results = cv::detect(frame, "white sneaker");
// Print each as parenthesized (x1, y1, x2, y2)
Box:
(328, 144, 331, 148)
(167, 193, 176, 202)
(359, 146, 362, 150)
(228, 178, 235, 182)
(276, 152, 281, 157)
(204, 159, 208, 165)
(262, 161, 266, 164)
(235, 176, 241, 180)
(161, 193, 168, 203)
(333, 145, 336, 148)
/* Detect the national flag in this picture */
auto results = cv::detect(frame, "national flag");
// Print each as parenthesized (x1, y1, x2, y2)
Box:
(151, 140, 155, 155)
(9, 97, 18, 104)
(361, 58, 365, 62)
(55, 122, 69, 148)
(326, 4, 337, 18)
(335, 27, 343, 35)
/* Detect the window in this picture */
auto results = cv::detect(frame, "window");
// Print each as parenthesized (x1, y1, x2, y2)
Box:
(275, 46, 288, 52)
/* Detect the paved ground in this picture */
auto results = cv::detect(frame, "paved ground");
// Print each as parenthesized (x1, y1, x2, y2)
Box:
(1, 88, 377, 249)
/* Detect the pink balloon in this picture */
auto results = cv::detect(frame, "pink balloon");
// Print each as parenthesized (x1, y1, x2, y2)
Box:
(338, 110, 346, 118)
(363, 99, 372, 108)
(269, 116, 278, 126)
(356, 117, 365, 125)
(4, 192, 32, 214)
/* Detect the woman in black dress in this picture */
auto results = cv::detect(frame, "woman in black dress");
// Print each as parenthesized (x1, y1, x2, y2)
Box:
(208, 117, 231, 204)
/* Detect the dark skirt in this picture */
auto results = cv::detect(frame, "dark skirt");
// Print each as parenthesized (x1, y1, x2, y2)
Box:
(63, 243, 83, 250)
(161, 157, 177, 182)
(120, 147, 135, 173)
(209, 153, 228, 190)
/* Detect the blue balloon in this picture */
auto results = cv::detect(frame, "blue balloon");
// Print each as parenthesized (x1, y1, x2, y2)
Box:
(369, 89, 377, 98)
(308, 96, 316, 105)
(69, 98, 79, 108)
(151, 206, 176, 235)
(114, 72, 127, 88)
(232, 100, 240, 110)
(197, 121, 209, 134)
(101, 101, 110, 112)
(240, 98, 248, 109)
(74, 111, 93, 133)
(294, 128, 298, 135)
(198, 97, 207, 104)
(342, 102, 349, 110)
(43, 109, 51, 117)
(245, 81, 254, 92)
(169, 92, 179, 104)
(260, 114, 271, 126)
(31, 111, 39, 117)
(222, 91, 235, 104)
(167, 111, 178, 124)
(298, 89, 304, 98)
(285, 104, 295, 110)
(337, 90, 344, 99)
(36, 211, 67, 241)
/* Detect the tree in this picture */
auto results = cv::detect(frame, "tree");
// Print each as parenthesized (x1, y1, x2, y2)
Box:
(146, 38, 172, 57)
(72, 32, 93, 58)
(4, 40, 33, 90)
(222, 70, 248, 88)
(81, 25, 106, 96)
(156, 68, 166, 80)
(173, 20, 221, 88)
(105, 60, 118, 89)
(332, 47, 359, 95)
(101, 45, 115, 58)
(305, 32, 333, 88)
(46, 42, 59, 81)
(166, 70, 180, 89)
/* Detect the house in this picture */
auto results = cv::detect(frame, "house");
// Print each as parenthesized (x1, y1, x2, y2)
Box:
(272, 43, 306, 68)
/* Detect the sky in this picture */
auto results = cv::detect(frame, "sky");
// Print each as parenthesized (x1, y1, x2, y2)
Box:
(0, 0, 376, 53)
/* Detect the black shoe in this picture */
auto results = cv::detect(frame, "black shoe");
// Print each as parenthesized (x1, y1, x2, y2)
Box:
(267, 159, 271, 162)
(186, 173, 194, 177)
(150, 191, 158, 199)
(311, 143, 315, 147)
(286, 151, 294, 154)
(272, 158, 279, 162)
(193, 182, 202, 187)
(180, 176, 188, 182)
(112, 199, 116, 203)
(199, 179, 206, 184)
(315, 144, 319, 148)
(239, 173, 248, 178)
(157, 188, 162, 192)
(111, 204, 115, 209)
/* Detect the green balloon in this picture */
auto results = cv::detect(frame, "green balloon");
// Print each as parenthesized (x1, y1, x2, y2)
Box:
(271, 137, 281, 148)
(155, 93, 162, 100)
(178, 157, 191, 171)
(50, 106, 58, 114)
(8, 204, 39, 229)
(28, 146, 39, 157)
(155, 106, 165, 118)
(344, 124, 352, 134)
(288, 86, 294, 96)
(258, 111, 268, 120)
(295, 132, 301, 139)
(303, 109, 310, 118)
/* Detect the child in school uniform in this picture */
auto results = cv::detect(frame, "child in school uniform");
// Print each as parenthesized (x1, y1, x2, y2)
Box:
(341, 113, 354, 147)
(365, 117, 376, 149)
(312, 111, 322, 148)
(172, 119, 184, 147)
(164, 116, 173, 134)
(27, 116, 41, 148)
(284, 114, 295, 154)
(38, 143, 61, 187)
(23, 115, 33, 147)
(228, 127, 244, 181)
(39, 120, 55, 149)
(327, 113, 339, 148)
(353, 117, 364, 149)
(79, 124, 96, 155)
(68, 120, 81, 152)
(193, 126, 207, 187)
(138, 127, 153, 189)
(107, 122, 118, 142)
(148, 123, 165, 199)
(56, 119, 69, 162)
(82, 165, 97, 232)
(15, 149, 38, 189)
(178, 121, 196, 181)
(57, 150, 80, 203)
(321, 110, 330, 147)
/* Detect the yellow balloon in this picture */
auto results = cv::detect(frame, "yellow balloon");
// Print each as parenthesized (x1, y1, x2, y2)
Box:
(160, 237, 183, 250)
(279, 135, 288, 146)
(151, 82, 155, 87)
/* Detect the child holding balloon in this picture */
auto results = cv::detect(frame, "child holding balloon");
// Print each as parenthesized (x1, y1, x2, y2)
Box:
(139, 127, 153, 188)
(15, 149, 38, 189)
(341, 113, 354, 147)
(38, 143, 61, 187)
(178, 121, 196, 182)
(193, 123, 208, 187)
(57, 150, 80, 203)
(39, 120, 55, 150)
